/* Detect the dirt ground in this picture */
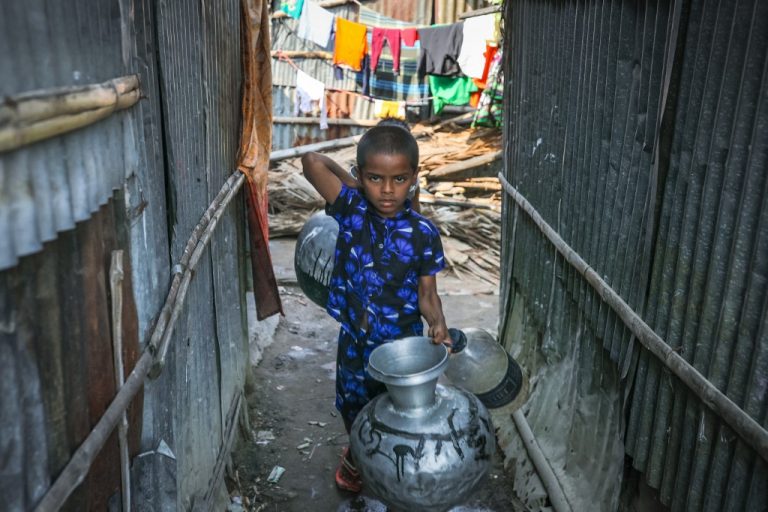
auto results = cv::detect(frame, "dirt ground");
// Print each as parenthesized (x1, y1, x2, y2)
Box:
(226, 239, 525, 512)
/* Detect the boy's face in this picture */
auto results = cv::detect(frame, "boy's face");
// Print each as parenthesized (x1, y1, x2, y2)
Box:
(359, 152, 417, 218)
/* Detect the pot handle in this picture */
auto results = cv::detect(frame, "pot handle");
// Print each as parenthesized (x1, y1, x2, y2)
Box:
(447, 328, 467, 353)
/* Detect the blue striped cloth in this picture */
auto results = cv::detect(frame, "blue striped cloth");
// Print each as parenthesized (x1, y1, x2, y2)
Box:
(355, 7, 428, 101)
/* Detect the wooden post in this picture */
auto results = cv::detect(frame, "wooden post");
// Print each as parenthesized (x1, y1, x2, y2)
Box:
(109, 251, 131, 512)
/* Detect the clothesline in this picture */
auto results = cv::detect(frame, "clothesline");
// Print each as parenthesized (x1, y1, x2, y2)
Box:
(274, 49, 435, 106)
(274, 1, 502, 119)
(273, 18, 432, 105)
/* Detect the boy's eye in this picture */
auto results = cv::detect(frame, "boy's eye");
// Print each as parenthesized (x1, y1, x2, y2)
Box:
(369, 175, 381, 182)
(395, 176, 407, 183)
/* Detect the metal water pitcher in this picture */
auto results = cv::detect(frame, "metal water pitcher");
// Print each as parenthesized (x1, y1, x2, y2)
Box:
(445, 327, 523, 409)
(294, 211, 337, 308)
(350, 336, 495, 512)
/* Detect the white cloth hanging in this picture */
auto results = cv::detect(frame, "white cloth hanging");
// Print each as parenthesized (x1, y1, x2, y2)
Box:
(295, 70, 328, 129)
(457, 14, 496, 79)
(297, 2, 335, 49)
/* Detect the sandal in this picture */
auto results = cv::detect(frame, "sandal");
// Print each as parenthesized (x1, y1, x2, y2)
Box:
(335, 447, 363, 493)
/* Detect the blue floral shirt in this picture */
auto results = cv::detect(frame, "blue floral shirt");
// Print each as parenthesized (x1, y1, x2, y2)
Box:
(325, 184, 446, 342)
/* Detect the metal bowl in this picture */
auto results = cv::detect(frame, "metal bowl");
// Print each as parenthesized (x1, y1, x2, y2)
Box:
(367, 337, 449, 410)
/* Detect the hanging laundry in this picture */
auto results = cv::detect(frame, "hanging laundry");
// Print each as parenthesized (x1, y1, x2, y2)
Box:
(333, 17, 368, 71)
(295, 70, 328, 129)
(280, 0, 304, 19)
(401, 28, 419, 47)
(370, 28, 402, 74)
(472, 50, 504, 128)
(469, 42, 499, 107)
(428, 75, 478, 114)
(417, 23, 464, 78)
(479, 44, 499, 84)
(373, 99, 406, 120)
(297, 2, 334, 49)
(357, 54, 371, 96)
(457, 14, 497, 79)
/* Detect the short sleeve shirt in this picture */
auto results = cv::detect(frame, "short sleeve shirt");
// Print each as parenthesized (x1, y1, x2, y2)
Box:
(325, 184, 445, 342)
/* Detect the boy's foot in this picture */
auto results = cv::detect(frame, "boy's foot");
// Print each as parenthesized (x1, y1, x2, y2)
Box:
(335, 447, 362, 493)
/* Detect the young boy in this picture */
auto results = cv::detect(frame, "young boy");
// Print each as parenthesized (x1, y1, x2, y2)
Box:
(301, 124, 450, 492)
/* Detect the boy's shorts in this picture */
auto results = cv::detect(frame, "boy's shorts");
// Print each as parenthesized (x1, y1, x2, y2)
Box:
(335, 328, 387, 432)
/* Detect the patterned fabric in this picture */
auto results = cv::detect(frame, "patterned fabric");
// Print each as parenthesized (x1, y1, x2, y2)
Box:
(335, 329, 387, 431)
(472, 49, 504, 128)
(356, 6, 428, 101)
(325, 185, 445, 426)
(280, 0, 304, 19)
(356, 58, 428, 101)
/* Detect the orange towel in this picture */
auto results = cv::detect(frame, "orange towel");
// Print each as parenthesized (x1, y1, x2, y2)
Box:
(333, 17, 368, 71)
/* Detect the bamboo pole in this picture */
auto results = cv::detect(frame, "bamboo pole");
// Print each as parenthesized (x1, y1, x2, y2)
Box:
(457, 5, 502, 19)
(498, 173, 768, 463)
(511, 410, 573, 512)
(271, 50, 332, 60)
(269, 113, 475, 162)
(109, 251, 131, 512)
(34, 170, 247, 511)
(34, 352, 154, 512)
(420, 193, 499, 211)
(451, 180, 502, 191)
(270, 134, 364, 161)
(150, 172, 246, 376)
(428, 150, 502, 179)
(0, 75, 140, 153)
(273, 116, 379, 127)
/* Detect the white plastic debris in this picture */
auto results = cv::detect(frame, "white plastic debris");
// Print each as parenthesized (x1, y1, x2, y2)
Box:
(267, 465, 285, 483)
(256, 430, 276, 445)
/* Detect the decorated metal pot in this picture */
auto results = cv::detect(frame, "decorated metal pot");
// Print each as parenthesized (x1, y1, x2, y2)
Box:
(350, 337, 495, 512)
(294, 211, 338, 308)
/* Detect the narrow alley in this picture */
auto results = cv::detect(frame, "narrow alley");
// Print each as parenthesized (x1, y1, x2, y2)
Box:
(228, 239, 525, 511)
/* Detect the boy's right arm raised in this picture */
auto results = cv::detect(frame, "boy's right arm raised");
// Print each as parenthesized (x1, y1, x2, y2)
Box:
(302, 152, 356, 205)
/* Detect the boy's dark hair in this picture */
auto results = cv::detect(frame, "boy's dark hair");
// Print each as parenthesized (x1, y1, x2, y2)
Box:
(376, 117, 411, 132)
(356, 124, 419, 173)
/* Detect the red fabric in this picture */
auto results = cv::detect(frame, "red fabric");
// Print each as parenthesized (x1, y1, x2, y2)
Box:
(370, 28, 402, 73)
(401, 27, 419, 47)
(479, 44, 498, 84)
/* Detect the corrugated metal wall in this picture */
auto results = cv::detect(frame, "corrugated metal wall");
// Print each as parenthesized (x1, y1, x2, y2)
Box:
(148, 0, 249, 508)
(0, 0, 254, 509)
(0, 0, 128, 270)
(434, 0, 492, 24)
(364, 0, 432, 25)
(0, 197, 143, 511)
(500, 0, 768, 511)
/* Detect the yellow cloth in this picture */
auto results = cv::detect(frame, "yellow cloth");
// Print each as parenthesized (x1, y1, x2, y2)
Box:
(374, 99, 405, 120)
(333, 17, 368, 71)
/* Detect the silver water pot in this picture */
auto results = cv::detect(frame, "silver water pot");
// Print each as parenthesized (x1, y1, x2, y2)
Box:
(350, 336, 495, 512)
(444, 328, 523, 409)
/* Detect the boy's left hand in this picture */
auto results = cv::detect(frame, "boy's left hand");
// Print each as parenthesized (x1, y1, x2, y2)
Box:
(428, 322, 450, 346)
